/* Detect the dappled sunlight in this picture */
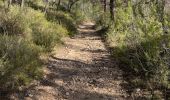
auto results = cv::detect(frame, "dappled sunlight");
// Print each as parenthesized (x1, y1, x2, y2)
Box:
(0, 0, 169, 99)
(23, 23, 128, 100)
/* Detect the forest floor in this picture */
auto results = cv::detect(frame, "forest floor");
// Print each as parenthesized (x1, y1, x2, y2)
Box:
(22, 22, 130, 100)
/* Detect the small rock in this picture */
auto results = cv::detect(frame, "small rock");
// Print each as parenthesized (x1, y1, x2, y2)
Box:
(98, 78, 104, 82)
(89, 79, 97, 85)
(71, 91, 75, 93)
(135, 88, 141, 93)
(18, 87, 23, 91)
(48, 65, 53, 68)
(28, 94, 33, 97)
(25, 92, 33, 97)
(66, 92, 70, 96)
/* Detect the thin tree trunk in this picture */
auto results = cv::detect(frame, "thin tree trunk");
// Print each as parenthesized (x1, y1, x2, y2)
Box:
(110, 0, 115, 21)
(161, 0, 165, 29)
(21, 0, 24, 8)
(8, 0, 12, 8)
(57, 0, 61, 10)
(104, 0, 107, 12)
(44, 2, 49, 14)
(68, 0, 80, 12)
(124, 0, 128, 7)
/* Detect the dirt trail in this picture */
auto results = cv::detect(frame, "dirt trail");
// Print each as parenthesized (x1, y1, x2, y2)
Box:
(25, 22, 128, 100)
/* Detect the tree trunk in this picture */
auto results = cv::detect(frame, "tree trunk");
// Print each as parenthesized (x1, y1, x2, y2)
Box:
(161, 0, 165, 28)
(68, 0, 80, 12)
(57, 0, 61, 9)
(21, 0, 24, 8)
(104, 0, 107, 12)
(8, 0, 12, 8)
(44, 1, 49, 14)
(110, 0, 115, 21)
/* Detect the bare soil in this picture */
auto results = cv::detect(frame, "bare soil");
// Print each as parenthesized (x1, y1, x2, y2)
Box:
(23, 22, 129, 100)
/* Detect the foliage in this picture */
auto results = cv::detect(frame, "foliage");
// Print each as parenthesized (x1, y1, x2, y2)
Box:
(0, 35, 42, 90)
(0, 0, 169, 99)
(0, 6, 29, 35)
(31, 22, 64, 51)
(104, 0, 170, 97)
(26, 0, 45, 11)
(25, 8, 67, 51)
(0, 6, 67, 51)
(0, 4, 69, 91)
(46, 10, 77, 36)
(71, 0, 94, 23)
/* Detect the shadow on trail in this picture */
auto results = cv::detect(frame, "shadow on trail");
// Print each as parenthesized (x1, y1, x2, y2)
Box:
(47, 55, 121, 84)
(40, 55, 126, 100)
(37, 22, 129, 99)
(37, 24, 129, 100)
(81, 48, 107, 53)
(17, 23, 136, 100)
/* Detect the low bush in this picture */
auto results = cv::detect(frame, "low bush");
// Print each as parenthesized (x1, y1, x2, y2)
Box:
(0, 6, 29, 35)
(0, 6, 67, 51)
(26, 0, 45, 11)
(105, 1, 170, 96)
(46, 10, 77, 36)
(95, 12, 111, 32)
(25, 8, 68, 51)
(31, 23, 64, 51)
(71, 0, 94, 24)
(0, 5, 68, 91)
(0, 35, 42, 90)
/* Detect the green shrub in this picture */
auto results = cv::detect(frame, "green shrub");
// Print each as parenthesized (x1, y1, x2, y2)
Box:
(31, 23, 63, 51)
(71, 0, 95, 24)
(106, 1, 170, 92)
(24, 8, 67, 51)
(0, 6, 67, 51)
(46, 10, 77, 36)
(0, 35, 42, 90)
(0, 5, 67, 91)
(0, 6, 29, 35)
(26, 0, 45, 11)
(95, 11, 111, 30)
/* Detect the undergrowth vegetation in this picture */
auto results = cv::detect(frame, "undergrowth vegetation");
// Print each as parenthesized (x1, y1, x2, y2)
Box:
(0, 35, 42, 90)
(0, 7, 28, 35)
(0, 0, 79, 91)
(1, 0, 170, 99)
(46, 10, 77, 36)
(95, 0, 170, 98)
(25, 8, 67, 51)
